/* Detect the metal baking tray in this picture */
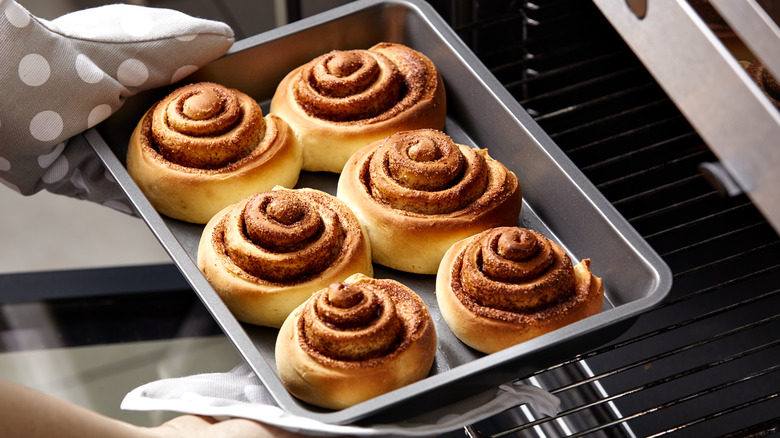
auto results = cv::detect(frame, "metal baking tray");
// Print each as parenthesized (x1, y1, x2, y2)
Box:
(89, 0, 673, 425)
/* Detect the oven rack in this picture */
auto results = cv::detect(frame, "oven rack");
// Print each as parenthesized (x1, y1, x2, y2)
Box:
(410, 0, 780, 436)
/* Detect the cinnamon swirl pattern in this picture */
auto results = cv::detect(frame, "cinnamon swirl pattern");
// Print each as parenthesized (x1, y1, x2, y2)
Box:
(337, 129, 522, 274)
(436, 227, 604, 354)
(127, 82, 302, 224)
(269, 42, 446, 173)
(196, 187, 372, 328)
(276, 273, 437, 409)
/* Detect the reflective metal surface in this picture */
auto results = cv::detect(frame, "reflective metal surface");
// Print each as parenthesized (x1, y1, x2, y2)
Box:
(593, 0, 780, 233)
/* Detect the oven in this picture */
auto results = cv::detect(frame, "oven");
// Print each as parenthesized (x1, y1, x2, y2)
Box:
(412, 0, 780, 436)
(2, 0, 778, 436)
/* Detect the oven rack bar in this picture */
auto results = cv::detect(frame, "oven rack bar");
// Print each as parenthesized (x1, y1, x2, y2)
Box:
(500, 365, 779, 438)
(463, 282, 780, 437)
(496, 219, 778, 421)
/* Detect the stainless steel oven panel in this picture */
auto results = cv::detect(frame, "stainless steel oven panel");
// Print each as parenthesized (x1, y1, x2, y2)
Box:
(593, 0, 780, 233)
(89, 0, 672, 424)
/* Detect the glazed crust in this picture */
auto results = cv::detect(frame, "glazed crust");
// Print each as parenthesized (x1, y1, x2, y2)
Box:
(197, 187, 373, 328)
(269, 42, 446, 173)
(436, 227, 604, 354)
(337, 129, 522, 274)
(127, 82, 303, 224)
(275, 274, 437, 410)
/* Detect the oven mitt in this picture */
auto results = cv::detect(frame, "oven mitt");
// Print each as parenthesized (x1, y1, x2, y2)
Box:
(121, 363, 561, 437)
(0, 0, 234, 213)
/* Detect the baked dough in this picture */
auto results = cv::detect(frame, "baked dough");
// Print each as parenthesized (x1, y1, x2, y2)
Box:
(337, 129, 522, 274)
(275, 273, 437, 410)
(197, 187, 373, 328)
(269, 42, 446, 173)
(127, 82, 302, 224)
(436, 226, 604, 354)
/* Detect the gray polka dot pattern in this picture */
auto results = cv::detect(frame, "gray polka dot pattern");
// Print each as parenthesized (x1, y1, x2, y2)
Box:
(0, 0, 234, 211)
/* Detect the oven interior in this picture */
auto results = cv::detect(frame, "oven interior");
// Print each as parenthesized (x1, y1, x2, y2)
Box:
(419, 0, 780, 436)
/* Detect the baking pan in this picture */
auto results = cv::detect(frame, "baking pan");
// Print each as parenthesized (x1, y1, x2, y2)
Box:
(89, 0, 673, 425)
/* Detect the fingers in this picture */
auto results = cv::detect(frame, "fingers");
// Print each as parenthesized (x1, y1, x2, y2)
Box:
(155, 415, 310, 438)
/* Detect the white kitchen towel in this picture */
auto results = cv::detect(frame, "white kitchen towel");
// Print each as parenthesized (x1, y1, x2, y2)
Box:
(122, 363, 561, 437)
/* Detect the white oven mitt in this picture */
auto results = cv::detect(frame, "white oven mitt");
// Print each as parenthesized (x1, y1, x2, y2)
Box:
(0, 0, 234, 213)
(122, 363, 561, 437)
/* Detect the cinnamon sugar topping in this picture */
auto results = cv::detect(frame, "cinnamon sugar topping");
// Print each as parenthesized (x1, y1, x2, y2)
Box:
(406, 137, 441, 162)
(496, 228, 538, 261)
(456, 227, 575, 314)
(304, 280, 402, 361)
(265, 194, 305, 225)
(213, 189, 365, 284)
(298, 277, 430, 366)
(149, 82, 264, 169)
(327, 283, 363, 308)
(182, 88, 222, 120)
(325, 51, 362, 77)
(366, 129, 492, 214)
(292, 43, 439, 123)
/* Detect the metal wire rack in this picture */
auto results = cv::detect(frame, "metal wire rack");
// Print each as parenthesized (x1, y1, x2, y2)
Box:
(425, 0, 780, 436)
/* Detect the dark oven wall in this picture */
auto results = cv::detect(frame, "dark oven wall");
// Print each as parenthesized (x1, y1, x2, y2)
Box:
(410, 1, 780, 437)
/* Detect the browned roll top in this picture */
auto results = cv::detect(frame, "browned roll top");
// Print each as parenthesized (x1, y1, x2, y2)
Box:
(296, 277, 429, 366)
(212, 189, 358, 284)
(453, 227, 577, 319)
(292, 43, 439, 124)
(360, 129, 509, 215)
(148, 82, 264, 169)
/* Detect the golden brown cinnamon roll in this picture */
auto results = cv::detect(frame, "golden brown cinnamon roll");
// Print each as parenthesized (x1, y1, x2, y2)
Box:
(337, 129, 522, 274)
(436, 227, 604, 354)
(127, 82, 302, 224)
(275, 273, 437, 409)
(196, 187, 372, 327)
(269, 42, 446, 173)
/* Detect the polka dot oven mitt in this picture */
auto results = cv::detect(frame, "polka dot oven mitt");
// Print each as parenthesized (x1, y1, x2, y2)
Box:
(0, 0, 234, 212)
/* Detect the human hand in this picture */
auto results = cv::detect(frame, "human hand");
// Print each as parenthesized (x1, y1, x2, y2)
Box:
(150, 415, 310, 438)
(0, 378, 321, 438)
(0, 0, 234, 213)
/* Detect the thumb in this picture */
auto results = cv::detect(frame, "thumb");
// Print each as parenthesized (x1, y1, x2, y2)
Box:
(49, 4, 234, 93)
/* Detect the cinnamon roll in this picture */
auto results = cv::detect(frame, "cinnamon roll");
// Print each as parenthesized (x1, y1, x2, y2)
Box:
(127, 82, 303, 224)
(196, 187, 373, 328)
(275, 273, 437, 409)
(337, 129, 522, 274)
(269, 42, 446, 173)
(436, 227, 604, 354)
